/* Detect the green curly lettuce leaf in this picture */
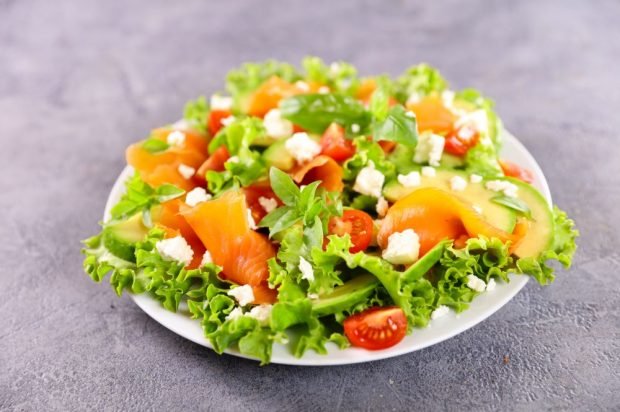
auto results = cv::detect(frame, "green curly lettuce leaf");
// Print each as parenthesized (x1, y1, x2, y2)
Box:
(302, 56, 360, 95)
(183, 96, 209, 132)
(343, 137, 396, 182)
(395, 63, 448, 102)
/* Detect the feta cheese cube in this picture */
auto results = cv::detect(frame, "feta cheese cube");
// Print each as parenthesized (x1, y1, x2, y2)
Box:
(247, 304, 273, 325)
(466, 274, 486, 292)
(155, 236, 194, 266)
(485, 180, 518, 198)
(376, 196, 389, 217)
(177, 163, 195, 180)
(221, 115, 236, 127)
(486, 278, 496, 292)
(200, 250, 213, 266)
(398, 171, 421, 188)
(294, 80, 310, 92)
(246, 209, 257, 230)
(225, 306, 244, 321)
(414, 132, 444, 167)
(450, 175, 468, 192)
(351, 123, 361, 134)
(431, 305, 450, 320)
(299, 257, 314, 282)
(167, 130, 186, 147)
(258, 196, 278, 214)
(263, 109, 294, 139)
(405, 110, 415, 118)
(227, 284, 255, 306)
(421, 166, 436, 177)
(353, 161, 385, 198)
(441, 90, 455, 108)
(318, 86, 330, 94)
(185, 187, 212, 207)
(470, 174, 483, 184)
(210, 94, 233, 111)
(227, 155, 240, 164)
(455, 110, 489, 135)
(382, 229, 420, 265)
(406, 92, 422, 105)
(285, 132, 321, 164)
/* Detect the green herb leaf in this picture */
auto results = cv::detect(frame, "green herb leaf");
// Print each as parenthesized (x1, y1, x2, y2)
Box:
(491, 195, 532, 218)
(371, 105, 418, 147)
(142, 138, 169, 153)
(269, 167, 300, 205)
(183, 96, 209, 132)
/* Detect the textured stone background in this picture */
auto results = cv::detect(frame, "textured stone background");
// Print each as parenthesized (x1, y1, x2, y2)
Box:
(1, 0, 619, 410)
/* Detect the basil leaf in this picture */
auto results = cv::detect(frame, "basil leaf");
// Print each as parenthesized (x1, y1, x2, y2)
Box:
(279, 94, 371, 133)
(259, 205, 292, 231)
(142, 138, 169, 153)
(491, 195, 532, 219)
(372, 105, 418, 146)
(269, 167, 300, 206)
(155, 184, 186, 203)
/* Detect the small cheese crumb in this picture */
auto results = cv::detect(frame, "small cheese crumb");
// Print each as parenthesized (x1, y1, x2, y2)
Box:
(441, 90, 455, 109)
(263, 109, 294, 139)
(285, 132, 321, 163)
(246, 209, 257, 230)
(486, 278, 496, 292)
(351, 123, 361, 133)
(227, 155, 240, 164)
(466, 274, 486, 292)
(414, 132, 444, 167)
(227, 284, 255, 306)
(376, 196, 389, 217)
(167, 130, 186, 147)
(247, 304, 273, 325)
(406, 93, 422, 105)
(470, 174, 483, 184)
(155, 236, 194, 266)
(431, 305, 450, 320)
(455, 110, 489, 135)
(450, 175, 468, 192)
(295, 80, 310, 92)
(221, 115, 236, 127)
(177, 164, 195, 180)
(210, 95, 233, 111)
(421, 166, 436, 177)
(185, 187, 212, 207)
(258, 196, 278, 214)
(200, 250, 213, 267)
(485, 180, 518, 198)
(225, 306, 244, 321)
(318, 86, 330, 94)
(299, 257, 314, 282)
(382, 229, 420, 265)
(405, 110, 416, 118)
(353, 161, 385, 198)
(398, 171, 421, 188)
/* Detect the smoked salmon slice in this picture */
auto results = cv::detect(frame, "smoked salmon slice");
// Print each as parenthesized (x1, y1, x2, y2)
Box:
(292, 155, 344, 192)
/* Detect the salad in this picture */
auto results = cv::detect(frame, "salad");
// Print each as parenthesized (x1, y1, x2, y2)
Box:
(82, 57, 578, 364)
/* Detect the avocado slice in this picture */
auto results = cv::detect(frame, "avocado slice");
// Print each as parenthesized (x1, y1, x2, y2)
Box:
(102, 213, 149, 262)
(402, 240, 450, 282)
(383, 169, 517, 233)
(506, 178, 554, 258)
(262, 139, 295, 171)
(440, 153, 465, 168)
(311, 274, 379, 317)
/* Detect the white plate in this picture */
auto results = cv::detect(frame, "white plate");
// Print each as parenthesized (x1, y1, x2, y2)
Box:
(103, 130, 551, 366)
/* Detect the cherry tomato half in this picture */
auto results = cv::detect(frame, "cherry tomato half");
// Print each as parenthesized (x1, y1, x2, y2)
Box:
(499, 159, 534, 183)
(328, 209, 373, 253)
(444, 124, 479, 157)
(208, 109, 233, 136)
(343, 306, 408, 350)
(320, 123, 356, 162)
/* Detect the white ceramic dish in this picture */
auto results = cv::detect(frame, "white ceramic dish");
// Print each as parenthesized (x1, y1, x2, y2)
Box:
(103, 130, 551, 366)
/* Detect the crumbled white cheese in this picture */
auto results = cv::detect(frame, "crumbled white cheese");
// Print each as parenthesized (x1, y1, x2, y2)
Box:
(227, 284, 255, 306)
(227, 155, 240, 164)
(455, 110, 489, 135)
(406, 92, 422, 105)
(421, 166, 436, 178)
(167, 130, 186, 147)
(295, 80, 310, 92)
(466, 274, 486, 292)
(450, 175, 468, 192)
(473, 205, 483, 214)
(318, 86, 330, 94)
(486, 278, 496, 292)
(177, 163, 195, 180)
(285, 132, 321, 163)
(382, 229, 420, 265)
(246, 209, 257, 230)
(441, 90, 455, 108)
(210, 94, 233, 111)
(470, 174, 483, 184)
(405, 110, 416, 118)
(225, 306, 244, 321)
(398, 171, 421, 188)
(414, 132, 444, 167)
(258, 196, 278, 214)
(485, 180, 518, 198)
(431, 305, 450, 320)
(353, 161, 385, 198)
(351, 123, 361, 133)
(155, 236, 194, 266)
(200, 250, 213, 266)
(299, 256, 314, 282)
(263, 109, 294, 139)
(221, 115, 236, 127)
(247, 304, 273, 325)
(185, 187, 212, 207)
(376, 196, 389, 217)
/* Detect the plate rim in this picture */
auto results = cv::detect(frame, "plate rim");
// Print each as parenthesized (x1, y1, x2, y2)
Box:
(103, 130, 552, 366)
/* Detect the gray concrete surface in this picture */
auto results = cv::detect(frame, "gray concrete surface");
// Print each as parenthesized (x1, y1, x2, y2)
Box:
(1, 0, 619, 410)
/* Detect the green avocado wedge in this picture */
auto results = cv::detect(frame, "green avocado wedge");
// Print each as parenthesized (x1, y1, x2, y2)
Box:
(102, 213, 149, 262)
(311, 273, 379, 317)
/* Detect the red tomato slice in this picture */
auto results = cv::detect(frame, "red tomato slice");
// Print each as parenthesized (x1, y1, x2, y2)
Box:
(343, 306, 407, 350)
(243, 182, 281, 223)
(320, 123, 356, 162)
(378, 140, 397, 154)
(499, 159, 534, 183)
(444, 125, 479, 156)
(208, 109, 232, 136)
(328, 209, 373, 253)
